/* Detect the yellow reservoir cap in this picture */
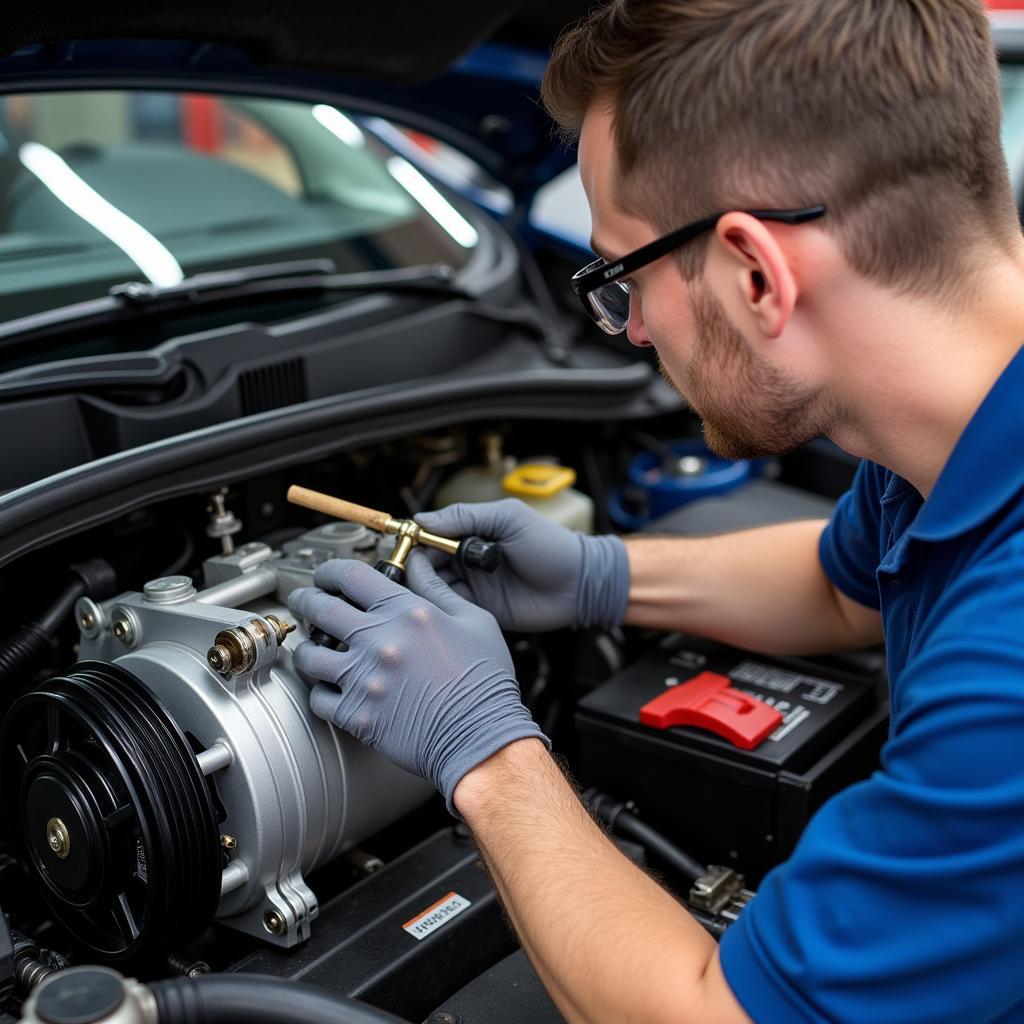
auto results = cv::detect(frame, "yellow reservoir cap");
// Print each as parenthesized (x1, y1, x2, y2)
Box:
(502, 463, 577, 498)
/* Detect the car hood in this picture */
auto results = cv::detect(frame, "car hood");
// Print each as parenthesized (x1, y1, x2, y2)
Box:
(0, 0, 590, 199)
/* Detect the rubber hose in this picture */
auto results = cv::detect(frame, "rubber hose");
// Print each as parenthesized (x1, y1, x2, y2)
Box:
(150, 974, 409, 1024)
(613, 812, 707, 884)
(0, 624, 49, 688)
(36, 577, 88, 636)
(0, 559, 116, 688)
(586, 790, 706, 883)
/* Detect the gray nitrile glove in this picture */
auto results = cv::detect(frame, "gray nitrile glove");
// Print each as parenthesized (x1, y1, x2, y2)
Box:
(288, 554, 549, 813)
(415, 499, 629, 633)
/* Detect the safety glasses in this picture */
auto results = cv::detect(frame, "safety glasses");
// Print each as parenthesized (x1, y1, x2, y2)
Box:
(570, 206, 827, 335)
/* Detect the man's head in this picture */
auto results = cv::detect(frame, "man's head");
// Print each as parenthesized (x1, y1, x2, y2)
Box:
(543, 0, 1020, 459)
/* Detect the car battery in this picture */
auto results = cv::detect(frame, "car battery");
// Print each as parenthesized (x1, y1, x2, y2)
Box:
(575, 634, 889, 885)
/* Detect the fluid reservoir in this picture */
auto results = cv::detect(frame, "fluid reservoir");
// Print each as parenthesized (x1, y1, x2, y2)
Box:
(434, 433, 512, 507)
(501, 464, 594, 533)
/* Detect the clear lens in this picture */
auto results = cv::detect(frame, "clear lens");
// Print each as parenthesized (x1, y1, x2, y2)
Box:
(588, 281, 631, 335)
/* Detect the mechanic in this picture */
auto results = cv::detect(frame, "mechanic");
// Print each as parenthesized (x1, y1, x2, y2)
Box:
(288, 1, 1024, 1021)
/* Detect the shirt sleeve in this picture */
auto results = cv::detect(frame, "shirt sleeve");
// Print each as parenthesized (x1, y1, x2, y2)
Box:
(720, 540, 1024, 1024)
(818, 460, 885, 610)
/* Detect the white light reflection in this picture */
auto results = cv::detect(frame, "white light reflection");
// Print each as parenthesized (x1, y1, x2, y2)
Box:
(19, 142, 183, 287)
(386, 157, 479, 249)
(312, 105, 366, 148)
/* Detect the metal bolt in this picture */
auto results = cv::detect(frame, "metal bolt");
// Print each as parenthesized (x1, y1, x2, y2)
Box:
(263, 910, 287, 936)
(207, 645, 232, 673)
(167, 953, 211, 977)
(428, 1013, 460, 1024)
(112, 615, 135, 645)
(79, 611, 96, 630)
(219, 834, 238, 850)
(46, 818, 70, 860)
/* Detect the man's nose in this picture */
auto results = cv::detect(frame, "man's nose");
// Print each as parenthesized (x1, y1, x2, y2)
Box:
(626, 290, 652, 347)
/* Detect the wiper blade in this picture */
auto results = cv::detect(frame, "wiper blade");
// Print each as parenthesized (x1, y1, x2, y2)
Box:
(107, 259, 459, 305)
(0, 259, 462, 347)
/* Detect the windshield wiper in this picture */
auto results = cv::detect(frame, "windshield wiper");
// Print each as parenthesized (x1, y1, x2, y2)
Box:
(0, 259, 464, 347)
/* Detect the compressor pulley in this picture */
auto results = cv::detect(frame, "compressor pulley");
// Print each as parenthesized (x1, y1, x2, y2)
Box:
(0, 663, 221, 963)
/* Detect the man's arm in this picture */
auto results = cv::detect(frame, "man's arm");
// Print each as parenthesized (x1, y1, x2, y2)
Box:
(625, 520, 883, 655)
(454, 738, 752, 1024)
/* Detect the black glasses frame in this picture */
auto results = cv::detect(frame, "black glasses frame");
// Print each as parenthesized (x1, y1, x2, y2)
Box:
(570, 205, 827, 334)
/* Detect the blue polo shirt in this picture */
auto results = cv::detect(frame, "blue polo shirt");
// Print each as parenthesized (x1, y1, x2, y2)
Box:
(720, 345, 1024, 1024)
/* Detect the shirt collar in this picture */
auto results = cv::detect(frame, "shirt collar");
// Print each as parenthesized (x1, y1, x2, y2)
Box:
(908, 344, 1024, 543)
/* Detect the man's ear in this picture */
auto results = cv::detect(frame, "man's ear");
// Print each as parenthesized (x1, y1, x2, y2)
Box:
(714, 213, 798, 339)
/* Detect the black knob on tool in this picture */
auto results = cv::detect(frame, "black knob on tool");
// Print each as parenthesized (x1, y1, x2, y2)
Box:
(373, 561, 405, 583)
(456, 536, 502, 572)
(309, 626, 347, 651)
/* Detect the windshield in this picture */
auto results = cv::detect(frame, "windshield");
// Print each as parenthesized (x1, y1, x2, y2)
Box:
(0, 91, 478, 322)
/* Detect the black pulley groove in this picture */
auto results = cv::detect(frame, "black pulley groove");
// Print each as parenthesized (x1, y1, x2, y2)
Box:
(0, 662, 221, 963)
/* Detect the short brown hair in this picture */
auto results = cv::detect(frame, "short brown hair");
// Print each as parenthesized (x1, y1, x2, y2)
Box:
(542, 0, 1021, 292)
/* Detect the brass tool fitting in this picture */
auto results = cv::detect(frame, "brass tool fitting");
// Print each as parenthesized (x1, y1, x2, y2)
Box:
(285, 486, 499, 579)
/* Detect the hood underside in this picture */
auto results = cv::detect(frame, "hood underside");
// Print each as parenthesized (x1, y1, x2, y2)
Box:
(0, 1, 589, 82)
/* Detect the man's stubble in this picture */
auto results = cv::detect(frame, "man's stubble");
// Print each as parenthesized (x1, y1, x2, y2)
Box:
(661, 280, 845, 461)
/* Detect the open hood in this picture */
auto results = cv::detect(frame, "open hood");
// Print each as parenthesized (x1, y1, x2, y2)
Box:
(0, 1, 591, 199)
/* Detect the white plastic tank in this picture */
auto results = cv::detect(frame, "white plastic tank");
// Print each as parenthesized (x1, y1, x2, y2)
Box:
(499, 463, 594, 533)
(434, 433, 513, 507)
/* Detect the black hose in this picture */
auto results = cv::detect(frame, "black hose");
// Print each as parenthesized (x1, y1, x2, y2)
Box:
(0, 624, 49, 689)
(150, 974, 409, 1024)
(0, 558, 116, 689)
(585, 790, 707, 884)
(35, 577, 88, 636)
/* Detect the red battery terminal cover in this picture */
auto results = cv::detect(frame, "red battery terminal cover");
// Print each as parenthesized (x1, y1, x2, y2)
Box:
(638, 671, 783, 750)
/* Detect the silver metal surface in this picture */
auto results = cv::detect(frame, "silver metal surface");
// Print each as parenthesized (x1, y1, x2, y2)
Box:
(196, 741, 233, 776)
(202, 542, 279, 587)
(79, 554, 432, 949)
(75, 597, 104, 639)
(143, 576, 196, 604)
(196, 563, 278, 607)
(688, 865, 752, 917)
(109, 607, 139, 648)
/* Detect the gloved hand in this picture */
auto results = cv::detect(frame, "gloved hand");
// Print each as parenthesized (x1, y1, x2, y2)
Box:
(287, 553, 549, 813)
(415, 499, 630, 633)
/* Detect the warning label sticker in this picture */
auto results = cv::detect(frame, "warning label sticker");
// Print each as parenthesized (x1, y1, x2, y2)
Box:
(730, 661, 843, 704)
(402, 891, 471, 941)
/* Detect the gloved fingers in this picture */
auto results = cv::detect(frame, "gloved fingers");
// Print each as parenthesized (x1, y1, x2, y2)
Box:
(288, 587, 364, 643)
(313, 558, 406, 610)
(405, 549, 474, 616)
(423, 545, 456, 570)
(309, 682, 347, 723)
(423, 551, 462, 583)
(293, 639, 350, 687)
(447, 579, 474, 601)
(416, 498, 530, 541)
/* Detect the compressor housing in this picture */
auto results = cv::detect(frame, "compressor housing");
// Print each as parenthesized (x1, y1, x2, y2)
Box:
(0, 524, 432, 963)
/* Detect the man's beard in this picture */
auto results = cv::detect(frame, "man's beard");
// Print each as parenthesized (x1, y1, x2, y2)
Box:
(660, 281, 842, 461)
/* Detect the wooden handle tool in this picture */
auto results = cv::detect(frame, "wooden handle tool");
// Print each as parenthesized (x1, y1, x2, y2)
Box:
(287, 486, 399, 534)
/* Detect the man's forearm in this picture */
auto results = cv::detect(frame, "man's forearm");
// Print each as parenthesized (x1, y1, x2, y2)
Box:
(454, 739, 750, 1024)
(624, 519, 882, 655)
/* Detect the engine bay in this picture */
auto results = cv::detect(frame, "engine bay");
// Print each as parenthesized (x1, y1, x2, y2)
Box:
(0, 421, 887, 1023)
